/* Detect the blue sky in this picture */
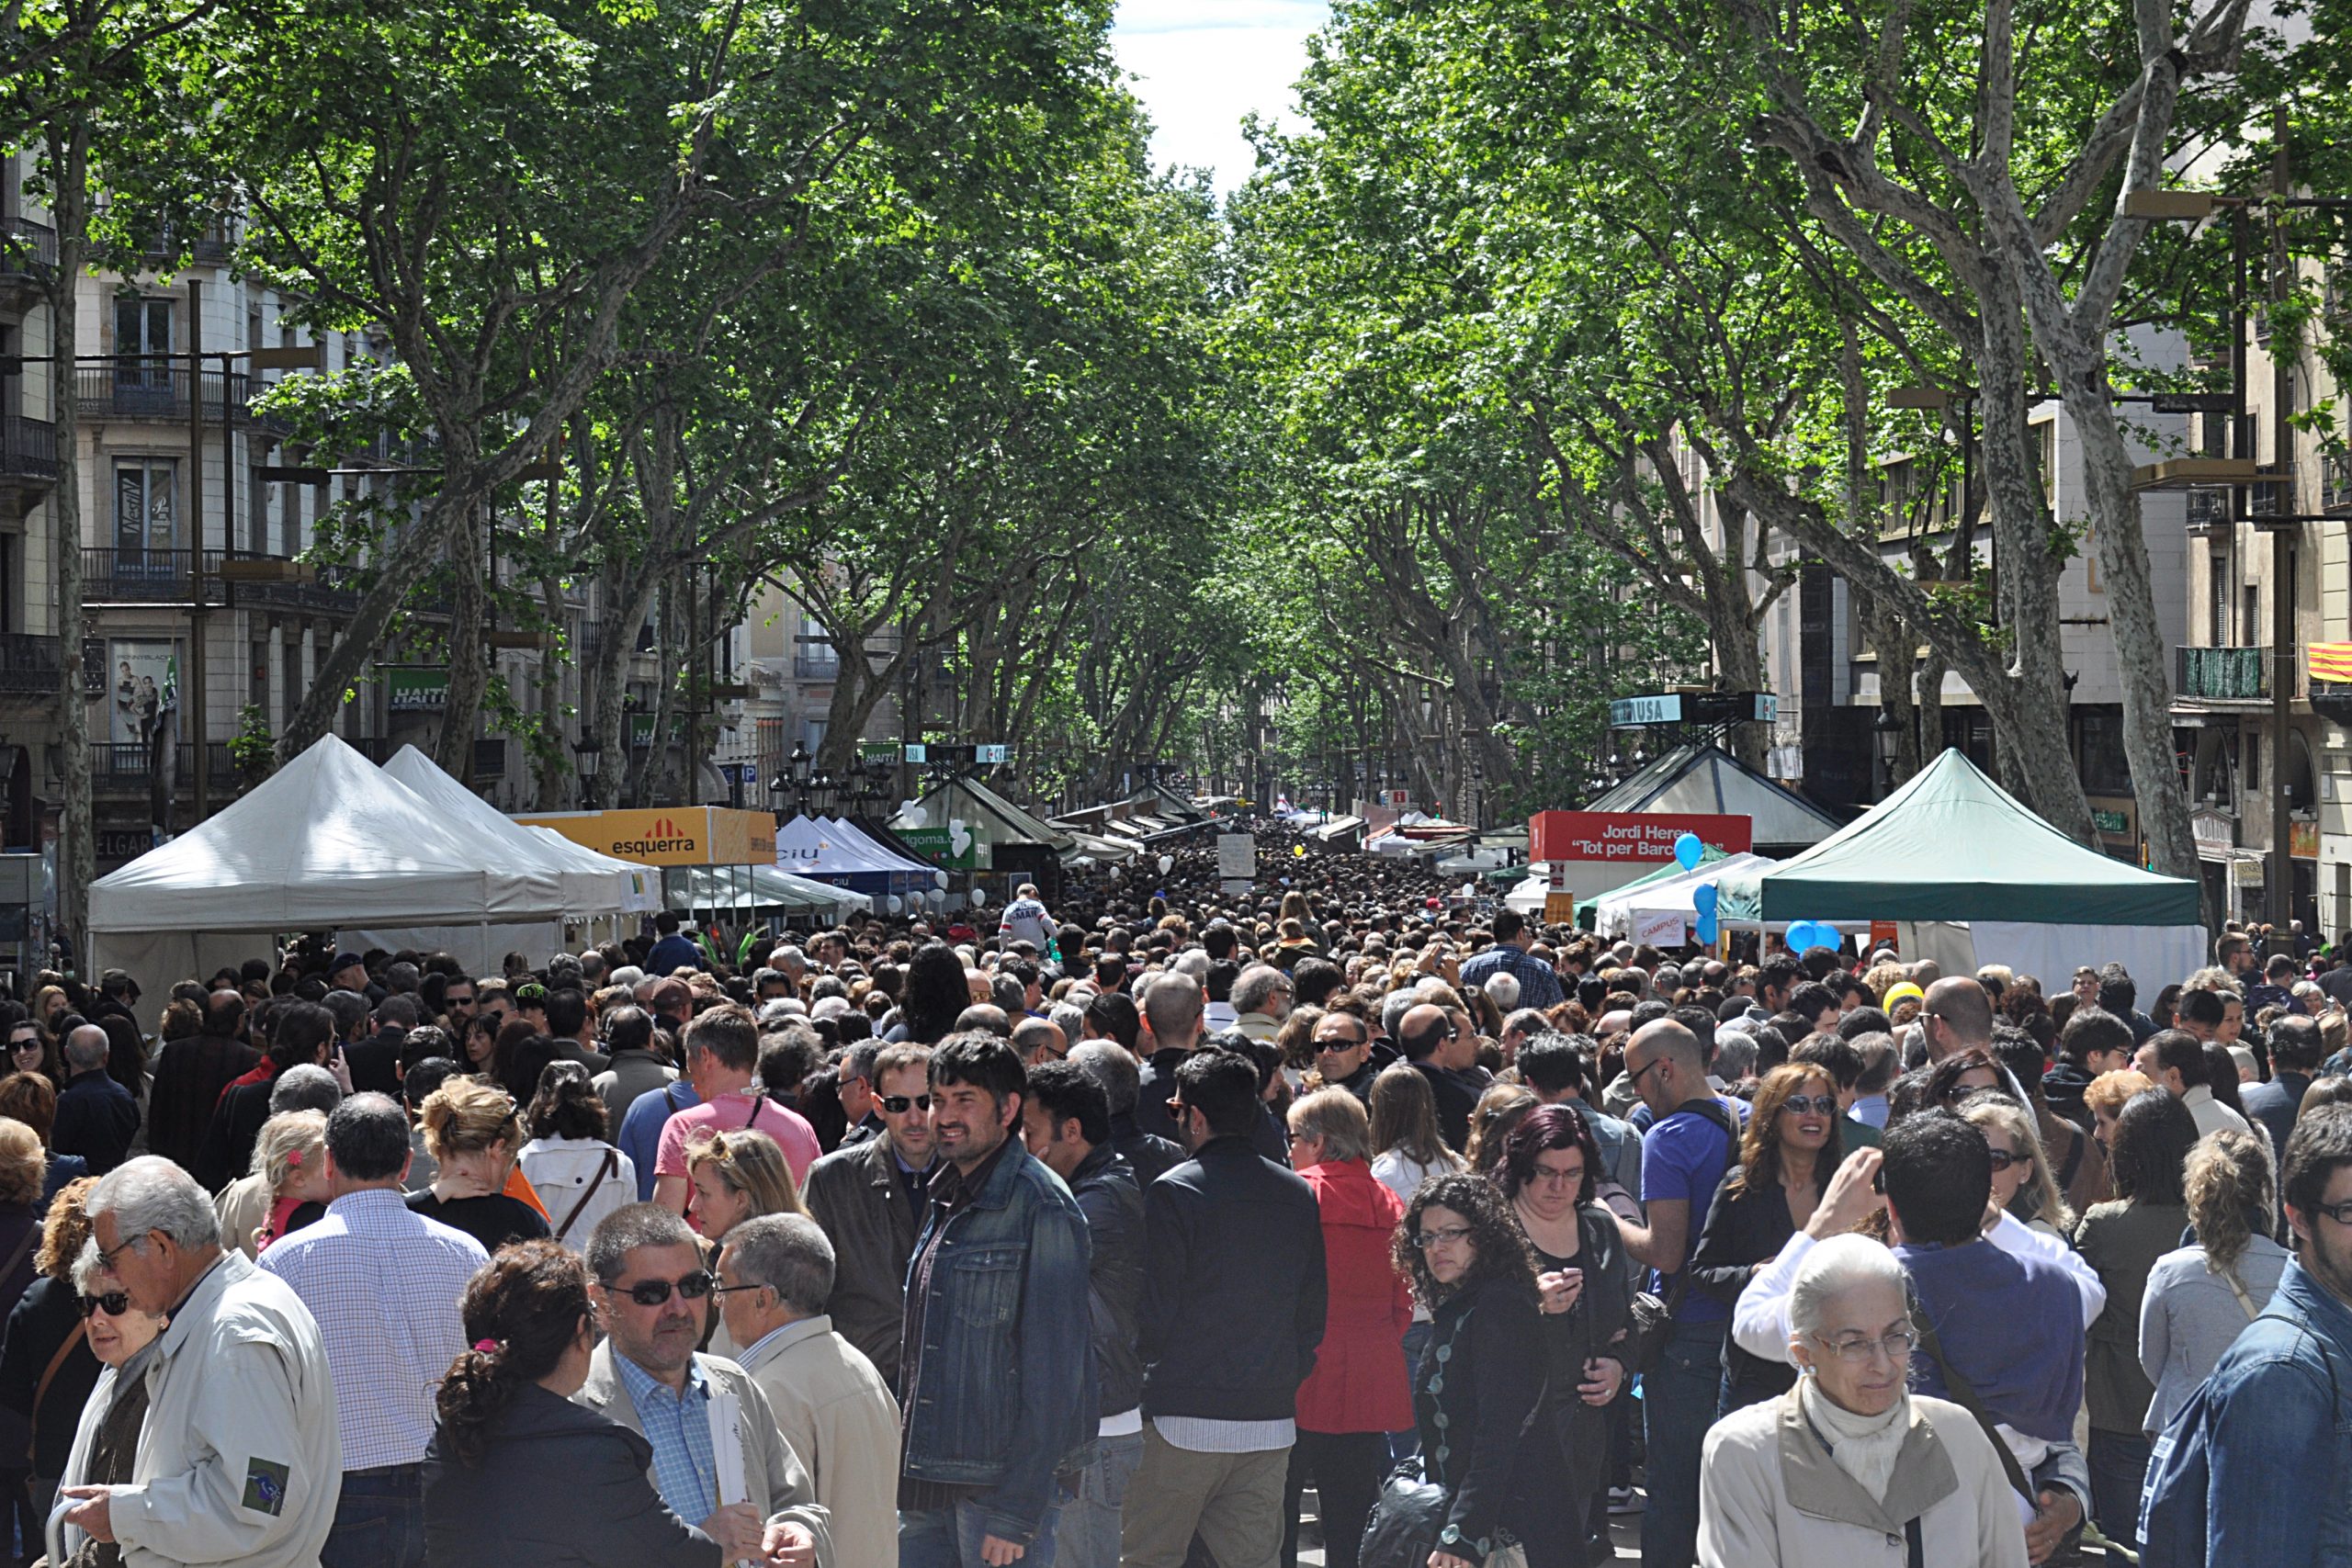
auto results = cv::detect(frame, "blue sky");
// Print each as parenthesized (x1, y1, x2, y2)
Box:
(1110, 0, 1329, 192)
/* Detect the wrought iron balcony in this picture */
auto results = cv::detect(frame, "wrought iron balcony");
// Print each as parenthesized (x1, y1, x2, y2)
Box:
(75, 366, 288, 429)
(2177, 645, 2268, 702)
(0, 634, 60, 694)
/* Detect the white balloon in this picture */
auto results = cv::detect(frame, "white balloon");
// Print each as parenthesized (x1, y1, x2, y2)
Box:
(887, 895, 904, 915)
(933, 868, 949, 890)
(927, 890, 946, 908)
(971, 886, 989, 908)
(1157, 854, 1173, 874)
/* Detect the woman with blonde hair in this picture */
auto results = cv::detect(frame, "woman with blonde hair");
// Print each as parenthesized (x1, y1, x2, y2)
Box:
(684, 1127, 805, 1240)
(410, 1077, 551, 1253)
(1961, 1094, 2074, 1235)
(2139, 1127, 2290, 1435)
(250, 1108, 330, 1252)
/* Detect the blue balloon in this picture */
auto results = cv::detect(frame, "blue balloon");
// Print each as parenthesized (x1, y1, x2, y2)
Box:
(1694, 912, 1719, 946)
(1673, 832, 1703, 870)
(1692, 883, 1718, 917)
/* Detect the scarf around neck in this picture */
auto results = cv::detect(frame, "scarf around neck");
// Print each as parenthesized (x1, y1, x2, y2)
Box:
(1799, 1373, 1911, 1503)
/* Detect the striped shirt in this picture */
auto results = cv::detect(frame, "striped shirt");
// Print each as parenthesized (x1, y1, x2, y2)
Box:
(256, 1187, 488, 1470)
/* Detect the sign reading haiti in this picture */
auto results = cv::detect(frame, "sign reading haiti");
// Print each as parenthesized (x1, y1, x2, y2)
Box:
(1528, 810, 1753, 865)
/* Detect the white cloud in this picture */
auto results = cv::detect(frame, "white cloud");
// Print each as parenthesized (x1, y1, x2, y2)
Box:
(1112, 0, 1328, 193)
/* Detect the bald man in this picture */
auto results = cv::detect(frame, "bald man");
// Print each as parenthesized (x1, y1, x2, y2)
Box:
(1920, 976, 1995, 1063)
(1616, 1020, 1746, 1568)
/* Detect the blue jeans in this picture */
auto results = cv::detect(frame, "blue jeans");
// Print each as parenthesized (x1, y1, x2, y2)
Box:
(1057, 1428, 1144, 1568)
(320, 1465, 425, 1568)
(1640, 1317, 1725, 1568)
(901, 1495, 1062, 1568)
(2087, 1427, 2152, 1553)
(1386, 1320, 1432, 1464)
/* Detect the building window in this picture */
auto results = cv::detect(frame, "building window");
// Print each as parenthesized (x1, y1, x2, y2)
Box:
(2210, 547, 2229, 644)
(113, 458, 177, 557)
(249, 465, 271, 554)
(2077, 708, 2133, 796)
(113, 298, 172, 388)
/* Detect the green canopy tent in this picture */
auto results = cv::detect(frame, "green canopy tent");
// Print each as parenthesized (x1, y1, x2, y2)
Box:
(1717, 749, 2204, 980)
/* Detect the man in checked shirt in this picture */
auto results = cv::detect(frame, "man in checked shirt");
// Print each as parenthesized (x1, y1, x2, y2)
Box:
(259, 1093, 487, 1568)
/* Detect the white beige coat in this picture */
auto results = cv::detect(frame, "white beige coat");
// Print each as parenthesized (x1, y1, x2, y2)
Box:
(1699, 1388, 2029, 1568)
(60, 1249, 340, 1568)
(734, 1314, 901, 1568)
(573, 1341, 833, 1566)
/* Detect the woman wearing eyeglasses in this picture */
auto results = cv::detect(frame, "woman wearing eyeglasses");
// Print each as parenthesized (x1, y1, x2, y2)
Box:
(1495, 1105, 1630, 1565)
(2065, 1087, 2199, 1556)
(1391, 1172, 1576, 1568)
(1689, 1064, 1844, 1417)
(49, 1243, 170, 1568)
(1697, 1234, 2028, 1567)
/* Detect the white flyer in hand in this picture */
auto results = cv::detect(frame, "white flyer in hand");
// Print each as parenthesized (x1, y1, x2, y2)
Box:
(710, 1387, 750, 1564)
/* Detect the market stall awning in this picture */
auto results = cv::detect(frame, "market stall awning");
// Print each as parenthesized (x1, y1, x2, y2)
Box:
(1718, 749, 2200, 925)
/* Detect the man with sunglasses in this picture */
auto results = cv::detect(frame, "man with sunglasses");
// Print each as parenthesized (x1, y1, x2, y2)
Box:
(1307, 1010, 1378, 1105)
(897, 1033, 1093, 1568)
(575, 1203, 830, 1567)
(802, 1043, 937, 1390)
(62, 1156, 339, 1568)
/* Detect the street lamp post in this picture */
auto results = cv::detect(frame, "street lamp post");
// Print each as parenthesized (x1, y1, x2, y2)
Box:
(572, 737, 602, 808)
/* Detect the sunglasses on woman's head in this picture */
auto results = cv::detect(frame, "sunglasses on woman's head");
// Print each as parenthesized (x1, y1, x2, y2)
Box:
(77, 1292, 130, 1318)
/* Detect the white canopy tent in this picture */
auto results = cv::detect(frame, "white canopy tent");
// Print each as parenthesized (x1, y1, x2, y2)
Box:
(1589, 853, 1777, 942)
(819, 817, 933, 876)
(348, 747, 662, 968)
(89, 735, 566, 1005)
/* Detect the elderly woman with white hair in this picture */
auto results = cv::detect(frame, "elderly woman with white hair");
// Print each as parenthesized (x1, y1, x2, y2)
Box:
(1697, 1235, 2028, 1567)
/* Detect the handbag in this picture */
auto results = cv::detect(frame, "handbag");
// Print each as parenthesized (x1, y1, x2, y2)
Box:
(1359, 1463, 1451, 1568)
(1621, 1098, 1740, 1374)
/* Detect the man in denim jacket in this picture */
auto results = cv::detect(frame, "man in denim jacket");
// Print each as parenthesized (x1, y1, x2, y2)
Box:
(898, 1033, 1096, 1568)
(2188, 1102, 2352, 1565)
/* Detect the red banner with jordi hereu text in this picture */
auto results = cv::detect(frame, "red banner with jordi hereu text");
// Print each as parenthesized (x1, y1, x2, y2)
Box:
(1530, 810, 1754, 865)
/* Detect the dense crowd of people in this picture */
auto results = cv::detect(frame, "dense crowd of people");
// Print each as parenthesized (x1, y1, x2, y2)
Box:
(0, 830, 2340, 1568)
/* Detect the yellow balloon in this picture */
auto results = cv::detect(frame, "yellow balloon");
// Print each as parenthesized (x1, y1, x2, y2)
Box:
(1293, 843, 1306, 857)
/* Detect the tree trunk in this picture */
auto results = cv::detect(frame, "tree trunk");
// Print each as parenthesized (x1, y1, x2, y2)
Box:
(2058, 381, 2197, 879)
(436, 498, 486, 783)
(533, 570, 566, 811)
(47, 129, 90, 959)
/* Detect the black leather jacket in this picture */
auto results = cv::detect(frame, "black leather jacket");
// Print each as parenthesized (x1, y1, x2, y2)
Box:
(1068, 1141, 1146, 1420)
(802, 1132, 928, 1390)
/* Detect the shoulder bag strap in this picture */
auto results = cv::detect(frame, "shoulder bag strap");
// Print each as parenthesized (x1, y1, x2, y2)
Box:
(0, 1223, 39, 1288)
(2222, 1268, 2262, 1321)
(1908, 1298, 2034, 1501)
(555, 1149, 620, 1242)
(26, 1318, 85, 1463)
(1661, 1100, 1742, 1314)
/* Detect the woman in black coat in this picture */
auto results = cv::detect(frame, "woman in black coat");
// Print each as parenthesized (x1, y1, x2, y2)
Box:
(1688, 1062, 1841, 1416)
(423, 1242, 729, 1567)
(0, 1177, 103, 1519)
(1397, 1174, 1577, 1568)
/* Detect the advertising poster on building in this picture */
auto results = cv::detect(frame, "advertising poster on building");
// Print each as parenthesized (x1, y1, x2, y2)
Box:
(108, 639, 176, 747)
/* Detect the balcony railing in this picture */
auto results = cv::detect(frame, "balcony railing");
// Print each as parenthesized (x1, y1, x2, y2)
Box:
(90, 741, 238, 786)
(2186, 490, 2230, 529)
(232, 562, 365, 615)
(0, 218, 55, 277)
(792, 653, 841, 680)
(74, 367, 287, 429)
(2178, 645, 2268, 702)
(83, 547, 218, 604)
(0, 634, 60, 694)
(0, 415, 57, 479)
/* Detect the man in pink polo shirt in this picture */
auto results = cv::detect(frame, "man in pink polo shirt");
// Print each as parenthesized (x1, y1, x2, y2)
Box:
(650, 1004, 821, 1219)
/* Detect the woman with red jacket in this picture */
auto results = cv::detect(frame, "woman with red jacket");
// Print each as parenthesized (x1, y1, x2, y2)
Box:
(1283, 1088, 1416, 1568)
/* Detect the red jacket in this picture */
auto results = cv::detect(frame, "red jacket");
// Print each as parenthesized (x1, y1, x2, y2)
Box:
(1294, 1156, 1415, 1434)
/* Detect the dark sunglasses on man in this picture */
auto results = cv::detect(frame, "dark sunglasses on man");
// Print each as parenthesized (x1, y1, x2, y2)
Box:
(878, 1094, 932, 1114)
(609, 1269, 715, 1307)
